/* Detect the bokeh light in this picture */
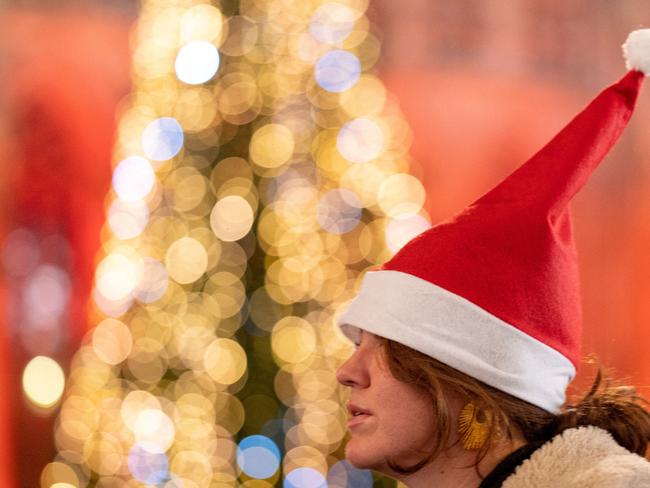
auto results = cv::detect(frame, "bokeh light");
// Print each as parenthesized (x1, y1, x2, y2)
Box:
(47, 1, 423, 486)
(95, 253, 140, 301)
(337, 117, 385, 163)
(314, 50, 361, 93)
(250, 124, 295, 169)
(378, 173, 426, 217)
(271, 317, 317, 364)
(386, 213, 432, 253)
(133, 257, 168, 303)
(203, 338, 247, 385)
(92, 318, 133, 365)
(237, 435, 281, 479)
(210, 196, 255, 242)
(41, 462, 80, 487)
(165, 237, 208, 284)
(180, 4, 224, 44)
(107, 199, 150, 239)
(310, 3, 357, 45)
(284, 467, 328, 488)
(142, 117, 184, 161)
(112, 156, 155, 202)
(327, 460, 373, 488)
(175, 41, 221, 85)
(23, 264, 70, 331)
(317, 189, 362, 234)
(22, 356, 65, 408)
(128, 442, 169, 484)
(132, 409, 175, 450)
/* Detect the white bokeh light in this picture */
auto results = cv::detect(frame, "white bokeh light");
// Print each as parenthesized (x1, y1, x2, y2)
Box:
(108, 200, 150, 240)
(385, 213, 432, 254)
(337, 117, 385, 163)
(113, 156, 155, 202)
(175, 41, 221, 85)
(132, 409, 175, 451)
(22, 356, 65, 408)
(95, 253, 141, 301)
(309, 3, 357, 44)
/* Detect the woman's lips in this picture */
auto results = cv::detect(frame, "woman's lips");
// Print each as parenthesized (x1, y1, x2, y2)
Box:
(347, 403, 373, 428)
(348, 412, 372, 428)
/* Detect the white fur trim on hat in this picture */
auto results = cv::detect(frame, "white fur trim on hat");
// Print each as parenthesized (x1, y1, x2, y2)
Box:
(338, 270, 576, 413)
(623, 29, 650, 75)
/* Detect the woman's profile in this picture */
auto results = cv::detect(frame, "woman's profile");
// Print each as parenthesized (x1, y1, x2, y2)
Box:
(336, 30, 650, 487)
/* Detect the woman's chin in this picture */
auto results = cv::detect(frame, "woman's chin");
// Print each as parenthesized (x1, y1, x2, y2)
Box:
(345, 438, 384, 471)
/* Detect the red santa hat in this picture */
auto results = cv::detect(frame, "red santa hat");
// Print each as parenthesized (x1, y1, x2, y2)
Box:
(338, 30, 650, 413)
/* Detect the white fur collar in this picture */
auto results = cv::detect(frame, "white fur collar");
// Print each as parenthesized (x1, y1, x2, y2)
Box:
(503, 426, 650, 487)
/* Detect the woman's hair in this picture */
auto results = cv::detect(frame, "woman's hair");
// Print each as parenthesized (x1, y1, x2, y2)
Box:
(379, 337, 650, 476)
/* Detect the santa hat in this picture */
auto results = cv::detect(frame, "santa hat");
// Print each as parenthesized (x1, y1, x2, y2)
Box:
(338, 30, 650, 413)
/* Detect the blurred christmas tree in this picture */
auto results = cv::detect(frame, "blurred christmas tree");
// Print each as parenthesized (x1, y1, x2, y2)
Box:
(42, 1, 429, 486)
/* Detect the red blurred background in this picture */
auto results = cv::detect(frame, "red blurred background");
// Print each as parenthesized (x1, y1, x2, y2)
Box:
(1, 1, 649, 486)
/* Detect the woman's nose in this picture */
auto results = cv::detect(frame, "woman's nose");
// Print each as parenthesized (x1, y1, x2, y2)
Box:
(336, 352, 368, 388)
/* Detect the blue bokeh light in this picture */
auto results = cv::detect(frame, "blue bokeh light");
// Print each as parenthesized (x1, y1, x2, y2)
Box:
(127, 442, 169, 485)
(327, 460, 373, 488)
(314, 50, 361, 93)
(236, 435, 281, 479)
(142, 117, 184, 161)
(284, 467, 328, 488)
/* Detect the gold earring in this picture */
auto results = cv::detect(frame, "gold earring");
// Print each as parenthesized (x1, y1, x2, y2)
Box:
(457, 401, 493, 450)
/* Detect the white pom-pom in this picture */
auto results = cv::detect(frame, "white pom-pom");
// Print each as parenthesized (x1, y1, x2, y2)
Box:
(623, 29, 650, 75)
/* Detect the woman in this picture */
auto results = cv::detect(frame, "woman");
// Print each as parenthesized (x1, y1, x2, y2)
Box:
(336, 30, 650, 487)
(337, 331, 650, 487)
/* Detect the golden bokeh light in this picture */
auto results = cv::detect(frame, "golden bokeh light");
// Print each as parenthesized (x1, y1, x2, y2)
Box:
(23, 356, 65, 409)
(210, 196, 255, 242)
(271, 316, 317, 364)
(165, 237, 208, 284)
(167, 167, 210, 212)
(340, 74, 387, 117)
(48, 0, 424, 485)
(92, 318, 133, 365)
(378, 172, 426, 217)
(95, 253, 140, 301)
(169, 450, 213, 487)
(203, 338, 247, 385)
(120, 390, 161, 431)
(41, 462, 79, 488)
(249, 124, 295, 169)
(180, 4, 224, 44)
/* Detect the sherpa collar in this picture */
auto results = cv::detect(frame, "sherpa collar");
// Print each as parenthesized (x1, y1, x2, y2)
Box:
(500, 426, 650, 487)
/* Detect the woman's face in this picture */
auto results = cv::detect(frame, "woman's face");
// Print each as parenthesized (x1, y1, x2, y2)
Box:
(336, 331, 439, 473)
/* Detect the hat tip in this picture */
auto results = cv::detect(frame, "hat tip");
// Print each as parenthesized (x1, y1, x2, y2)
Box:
(623, 29, 650, 75)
